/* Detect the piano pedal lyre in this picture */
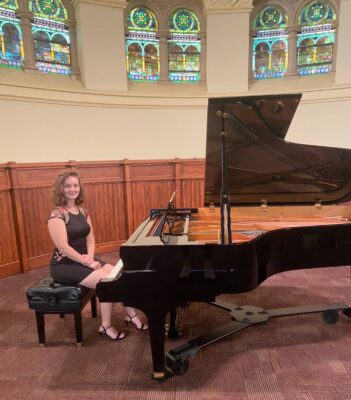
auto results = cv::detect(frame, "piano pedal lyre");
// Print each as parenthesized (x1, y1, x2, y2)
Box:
(165, 303, 190, 339)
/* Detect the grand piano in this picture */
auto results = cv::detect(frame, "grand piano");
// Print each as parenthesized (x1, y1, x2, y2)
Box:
(97, 94, 351, 380)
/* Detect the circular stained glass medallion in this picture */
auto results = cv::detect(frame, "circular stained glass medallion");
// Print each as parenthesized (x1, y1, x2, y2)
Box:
(261, 7, 283, 28)
(170, 9, 199, 33)
(299, 1, 335, 25)
(31, 0, 66, 20)
(307, 2, 328, 23)
(129, 7, 157, 31)
(39, 0, 58, 16)
(254, 6, 287, 30)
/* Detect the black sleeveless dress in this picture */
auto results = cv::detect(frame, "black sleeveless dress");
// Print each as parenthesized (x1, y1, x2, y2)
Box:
(49, 208, 101, 284)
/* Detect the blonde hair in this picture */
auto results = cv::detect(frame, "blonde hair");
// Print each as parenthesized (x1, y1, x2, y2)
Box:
(51, 170, 84, 206)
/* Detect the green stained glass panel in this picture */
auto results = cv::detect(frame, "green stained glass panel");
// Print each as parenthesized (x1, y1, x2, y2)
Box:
(0, 20, 23, 69)
(127, 7, 157, 32)
(0, 0, 17, 10)
(254, 6, 287, 30)
(262, 8, 282, 27)
(132, 9, 150, 29)
(30, 0, 67, 21)
(169, 9, 200, 33)
(298, 1, 336, 26)
(252, 37, 288, 79)
(297, 30, 334, 76)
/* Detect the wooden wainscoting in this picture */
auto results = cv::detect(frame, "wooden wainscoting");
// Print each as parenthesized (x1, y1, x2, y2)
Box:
(0, 165, 21, 278)
(0, 159, 205, 278)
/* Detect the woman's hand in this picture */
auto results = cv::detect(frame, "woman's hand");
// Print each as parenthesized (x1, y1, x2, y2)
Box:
(81, 254, 94, 266)
(88, 260, 102, 270)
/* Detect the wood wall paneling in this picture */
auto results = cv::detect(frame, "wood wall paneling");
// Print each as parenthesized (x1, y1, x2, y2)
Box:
(180, 180, 205, 208)
(131, 181, 175, 230)
(8, 162, 68, 272)
(84, 182, 127, 253)
(19, 188, 53, 269)
(0, 165, 21, 278)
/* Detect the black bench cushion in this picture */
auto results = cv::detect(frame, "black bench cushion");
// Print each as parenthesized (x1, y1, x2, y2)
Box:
(27, 275, 92, 312)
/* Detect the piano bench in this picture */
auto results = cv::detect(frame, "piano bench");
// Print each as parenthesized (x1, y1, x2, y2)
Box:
(27, 275, 97, 346)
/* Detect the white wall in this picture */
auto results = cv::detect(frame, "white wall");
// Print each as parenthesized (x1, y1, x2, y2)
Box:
(0, 93, 208, 162)
(1, 83, 351, 163)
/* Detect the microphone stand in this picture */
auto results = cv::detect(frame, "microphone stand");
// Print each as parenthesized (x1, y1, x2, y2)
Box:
(217, 111, 232, 244)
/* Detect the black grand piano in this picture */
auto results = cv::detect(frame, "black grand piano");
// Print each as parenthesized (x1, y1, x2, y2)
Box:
(97, 94, 351, 380)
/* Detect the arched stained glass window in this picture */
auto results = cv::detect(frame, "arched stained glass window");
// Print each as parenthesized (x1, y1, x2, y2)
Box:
(252, 5, 288, 79)
(0, 0, 23, 69)
(168, 9, 201, 82)
(297, 1, 336, 76)
(126, 7, 159, 81)
(29, 0, 71, 75)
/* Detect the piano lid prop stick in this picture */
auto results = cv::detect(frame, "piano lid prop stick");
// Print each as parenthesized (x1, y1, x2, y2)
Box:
(217, 110, 232, 244)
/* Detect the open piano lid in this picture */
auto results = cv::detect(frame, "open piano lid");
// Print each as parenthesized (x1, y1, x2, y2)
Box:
(205, 94, 351, 205)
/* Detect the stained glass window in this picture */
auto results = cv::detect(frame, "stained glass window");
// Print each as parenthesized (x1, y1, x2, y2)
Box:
(126, 7, 159, 81)
(168, 9, 201, 82)
(29, 0, 71, 75)
(0, 0, 23, 69)
(252, 5, 288, 79)
(297, 1, 336, 76)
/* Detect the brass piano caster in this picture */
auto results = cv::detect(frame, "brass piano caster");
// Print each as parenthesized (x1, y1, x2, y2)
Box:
(152, 371, 166, 382)
(166, 357, 190, 376)
(322, 310, 339, 324)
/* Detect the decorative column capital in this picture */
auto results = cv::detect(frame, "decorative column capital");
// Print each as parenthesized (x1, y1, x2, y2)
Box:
(203, 0, 253, 14)
(71, 0, 127, 9)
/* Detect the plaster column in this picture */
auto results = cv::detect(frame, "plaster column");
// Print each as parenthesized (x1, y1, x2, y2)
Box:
(286, 27, 297, 77)
(335, 0, 351, 85)
(203, 0, 253, 94)
(16, 8, 36, 71)
(72, 0, 128, 91)
(159, 30, 168, 82)
(66, 19, 80, 78)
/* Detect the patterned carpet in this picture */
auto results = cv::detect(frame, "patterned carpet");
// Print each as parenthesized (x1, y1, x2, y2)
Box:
(1, 255, 351, 400)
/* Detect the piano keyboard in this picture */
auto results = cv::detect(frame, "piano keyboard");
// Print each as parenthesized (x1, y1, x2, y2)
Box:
(107, 259, 124, 279)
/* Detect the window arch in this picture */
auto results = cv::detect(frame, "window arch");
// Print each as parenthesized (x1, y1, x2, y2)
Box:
(252, 5, 288, 79)
(126, 7, 159, 81)
(29, 0, 71, 75)
(297, 0, 336, 76)
(168, 9, 201, 82)
(0, 0, 23, 69)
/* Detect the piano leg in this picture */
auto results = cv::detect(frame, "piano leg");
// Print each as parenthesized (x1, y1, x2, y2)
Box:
(146, 309, 168, 381)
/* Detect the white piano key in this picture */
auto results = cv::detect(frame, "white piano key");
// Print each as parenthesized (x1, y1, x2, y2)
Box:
(107, 259, 124, 279)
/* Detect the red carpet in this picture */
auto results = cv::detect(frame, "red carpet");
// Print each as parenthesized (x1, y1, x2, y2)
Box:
(1, 256, 351, 399)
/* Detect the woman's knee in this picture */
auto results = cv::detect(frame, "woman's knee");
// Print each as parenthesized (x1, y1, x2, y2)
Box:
(80, 269, 108, 288)
(102, 263, 114, 274)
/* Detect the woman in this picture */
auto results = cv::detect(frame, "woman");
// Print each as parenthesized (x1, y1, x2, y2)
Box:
(47, 170, 147, 341)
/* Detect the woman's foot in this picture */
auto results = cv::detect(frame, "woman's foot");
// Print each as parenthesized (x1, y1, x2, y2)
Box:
(98, 325, 125, 341)
(124, 314, 148, 331)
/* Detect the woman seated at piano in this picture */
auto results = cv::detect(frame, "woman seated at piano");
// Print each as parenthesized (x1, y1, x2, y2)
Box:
(47, 170, 148, 341)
